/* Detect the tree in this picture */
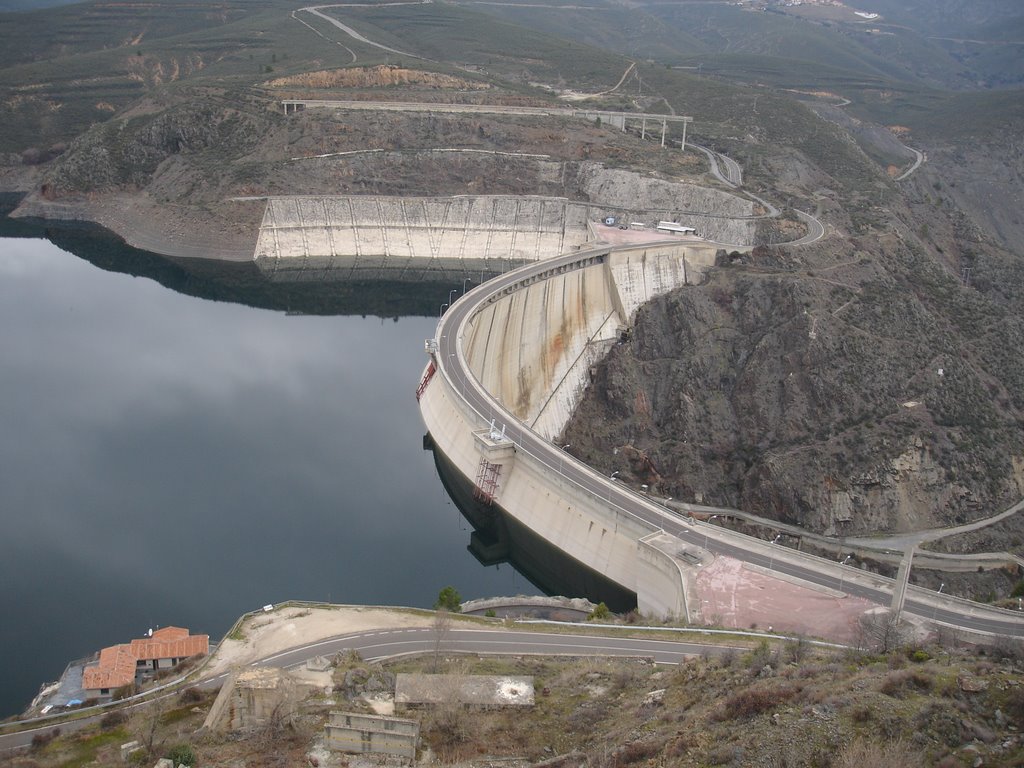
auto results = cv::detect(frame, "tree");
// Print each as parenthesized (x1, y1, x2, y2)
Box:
(434, 586, 462, 613)
(432, 608, 452, 673)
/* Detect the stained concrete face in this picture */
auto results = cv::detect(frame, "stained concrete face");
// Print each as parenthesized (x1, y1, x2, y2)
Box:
(252, 184, 758, 280)
(254, 195, 592, 280)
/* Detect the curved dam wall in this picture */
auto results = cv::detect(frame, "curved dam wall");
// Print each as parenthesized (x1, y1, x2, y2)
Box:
(462, 242, 720, 441)
(420, 241, 734, 617)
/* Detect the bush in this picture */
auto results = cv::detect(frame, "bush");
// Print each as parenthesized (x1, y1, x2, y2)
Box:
(434, 586, 462, 613)
(716, 683, 796, 721)
(834, 738, 923, 768)
(165, 744, 196, 767)
(178, 687, 203, 703)
(879, 669, 933, 698)
(30, 728, 60, 751)
(613, 738, 666, 765)
(588, 602, 611, 621)
(100, 710, 128, 729)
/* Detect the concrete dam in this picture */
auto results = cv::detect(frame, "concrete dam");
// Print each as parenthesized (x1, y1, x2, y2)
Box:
(417, 241, 727, 616)
(251, 185, 759, 282)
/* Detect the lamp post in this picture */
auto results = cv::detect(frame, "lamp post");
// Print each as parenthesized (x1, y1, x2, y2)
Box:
(448, 288, 458, 306)
(767, 534, 782, 571)
(607, 471, 619, 502)
(838, 554, 853, 593)
(463, 277, 472, 294)
(933, 583, 945, 622)
(703, 514, 720, 551)
(558, 444, 571, 475)
(439, 302, 448, 317)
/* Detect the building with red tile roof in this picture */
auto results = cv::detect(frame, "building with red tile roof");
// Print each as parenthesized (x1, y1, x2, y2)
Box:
(81, 627, 209, 700)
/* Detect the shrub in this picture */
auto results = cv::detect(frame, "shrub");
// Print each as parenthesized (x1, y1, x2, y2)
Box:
(30, 728, 60, 751)
(588, 602, 611, 621)
(834, 738, 923, 768)
(100, 710, 128, 729)
(165, 744, 196, 767)
(717, 683, 796, 721)
(178, 687, 203, 703)
(613, 738, 665, 765)
(434, 586, 462, 613)
(879, 669, 932, 698)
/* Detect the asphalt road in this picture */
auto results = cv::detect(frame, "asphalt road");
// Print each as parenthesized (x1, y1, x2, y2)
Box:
(0, 625, 736, 752)
(691, 143, 742, 187)
(434, 245, 1024, 639)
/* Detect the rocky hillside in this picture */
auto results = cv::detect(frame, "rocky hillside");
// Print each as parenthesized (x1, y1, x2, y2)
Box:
(13, 635, 1024, 768)
(562, 211, 1024, 544)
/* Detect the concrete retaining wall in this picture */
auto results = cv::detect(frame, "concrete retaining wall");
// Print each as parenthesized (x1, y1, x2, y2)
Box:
(326, 712, 418, 760)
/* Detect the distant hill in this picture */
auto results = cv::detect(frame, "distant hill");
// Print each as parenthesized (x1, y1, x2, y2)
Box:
(0, 0, 83, 10)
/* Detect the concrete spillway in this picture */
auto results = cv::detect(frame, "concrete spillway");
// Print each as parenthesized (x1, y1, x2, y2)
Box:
(418, 241, 727, 617)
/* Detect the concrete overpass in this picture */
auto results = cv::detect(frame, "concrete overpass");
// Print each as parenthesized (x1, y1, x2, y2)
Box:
(416, 241, 1024, 638)
(281, 100, 694, 149)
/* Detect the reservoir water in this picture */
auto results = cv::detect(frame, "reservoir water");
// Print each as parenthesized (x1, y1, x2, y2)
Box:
(0, 226, 540, 717)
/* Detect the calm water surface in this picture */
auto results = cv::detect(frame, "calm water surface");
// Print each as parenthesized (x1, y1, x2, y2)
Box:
(0, 235, 538, 717)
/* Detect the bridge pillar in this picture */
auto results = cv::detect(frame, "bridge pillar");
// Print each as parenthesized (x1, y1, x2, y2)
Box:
(889, 543, 915, 621)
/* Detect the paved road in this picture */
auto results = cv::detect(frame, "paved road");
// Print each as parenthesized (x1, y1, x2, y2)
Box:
(291, 9, 358, 63)
(690, 143, 742, 187)
(895, 146, 925, 181)
(791, 209, 825, 244)
(299, 5, 423, 59)
(433, 245, 1024, 639)
(846, 496, 1024, 553)
(0, 625, 736, 752)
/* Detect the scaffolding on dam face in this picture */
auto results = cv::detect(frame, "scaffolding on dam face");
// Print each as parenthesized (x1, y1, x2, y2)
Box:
(474, 458, 502, 505)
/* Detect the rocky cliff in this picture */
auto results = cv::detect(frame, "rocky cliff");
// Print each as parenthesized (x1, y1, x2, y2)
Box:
(562, 232, 1024, 542)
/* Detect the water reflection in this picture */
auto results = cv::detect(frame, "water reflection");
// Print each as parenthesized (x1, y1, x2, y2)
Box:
(425, 436, 637, 614)
(0, 220, 533, 717)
